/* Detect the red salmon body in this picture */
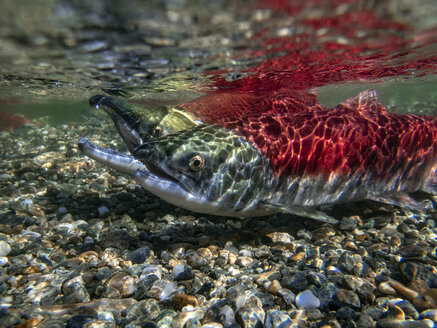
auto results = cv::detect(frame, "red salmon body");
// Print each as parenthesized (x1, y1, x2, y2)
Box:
(218, 91, 437, 205)
(0, 111, 32, 131)
(178, 89, 325, 122)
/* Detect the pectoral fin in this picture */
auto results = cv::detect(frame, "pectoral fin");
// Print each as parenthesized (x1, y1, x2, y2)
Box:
(369, 192, 425, 210)
(422, 170, 437, 195)
(263, 201, 339, 224)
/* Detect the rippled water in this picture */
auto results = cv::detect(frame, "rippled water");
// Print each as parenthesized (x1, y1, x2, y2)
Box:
(0, 0, 437, 127)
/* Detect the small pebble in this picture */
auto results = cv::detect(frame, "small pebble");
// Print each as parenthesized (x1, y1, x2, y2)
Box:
(0, 241, 11, 257)
(420, 309, 437, 322)
(172, 294, 198, 310)
(0, 257, 8, 266)
(104, 272, 136, 298)
(376, 318, 435, 328)
(265, 280, 282, 295)
(236, 256, 253, 267)
(127, 246, 150, 264)
(200, 323, 223, 328)
(335, 289, 361, 309)
(265, 232, 293, 244)
(356, 314, 375, 328)
(296, 290, 320, 309)
(98, 206, 109, 217)
(57, 206, 68, 215)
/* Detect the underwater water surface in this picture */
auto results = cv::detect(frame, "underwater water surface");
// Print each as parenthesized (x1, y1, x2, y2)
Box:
(0, 0, 436, 128)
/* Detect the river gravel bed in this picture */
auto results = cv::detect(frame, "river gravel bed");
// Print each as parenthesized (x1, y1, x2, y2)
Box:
(0, 119, 437, 328)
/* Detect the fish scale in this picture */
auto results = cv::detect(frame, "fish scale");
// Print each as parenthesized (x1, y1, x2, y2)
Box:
(220, 107, 437, 184)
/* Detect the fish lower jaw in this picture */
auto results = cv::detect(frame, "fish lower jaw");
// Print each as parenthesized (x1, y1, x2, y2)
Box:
(133, 170, 274, 217)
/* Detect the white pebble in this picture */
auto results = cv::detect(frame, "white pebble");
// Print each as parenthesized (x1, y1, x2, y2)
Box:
(172, 264, 185, 278)
(220, 305, 236, 326)
(141, 265, 163, 280)
(20, 230, 41, 239)
(296, 290, 320, 309)
(21, 199, 32, 208)
(159, 281, 178, 301)
(0, 257, 8, 266)
(75, 220, 88, 228)
(0, 241, 11, 257)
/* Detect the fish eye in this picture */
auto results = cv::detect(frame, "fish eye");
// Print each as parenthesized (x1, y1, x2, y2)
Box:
(189, 155, 204, 171)
(152, 125, 162, 137)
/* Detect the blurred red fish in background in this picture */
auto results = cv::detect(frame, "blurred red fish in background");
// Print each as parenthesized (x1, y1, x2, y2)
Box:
(207, 0, 437, 94)
(0, 111, 32, 131)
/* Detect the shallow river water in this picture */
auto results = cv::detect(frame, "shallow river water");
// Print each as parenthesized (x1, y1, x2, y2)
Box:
(1, 1, 437, 327)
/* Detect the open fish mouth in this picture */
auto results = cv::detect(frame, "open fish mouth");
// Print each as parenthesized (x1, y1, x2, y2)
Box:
(89, 95, 174, 153)
(143, 160, 182, 187)
(89, 95, 144, 152)
(77, 136, 214, 213)
(77, 136, 146, 175)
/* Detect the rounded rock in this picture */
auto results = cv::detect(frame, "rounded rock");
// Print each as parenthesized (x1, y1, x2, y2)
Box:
(200, 323, 223, 328)
(265, 280, 282, 295)
(98, 206, 109, 217)
(186, 251, 207, 268)
(62, 276, 90, 304)
(127, 246, 150, 264)
(356, 314, 375, 328)
(265, 232, 293, 244)
(420, 309, 437, 322)
(338, 251, 362, 273)
(265, 310, 293, 328)
(123, 299, 161, 323)
(339, 216, 360, 231)
(0, 241, 11, 257)
(376, 318, 435, 328)
(296, 290, 320, 309)
(104, 272, 137, 298)
(236, 303, 265, 328)
(335, 289, 361, 309)
(172, 294, 199, 310)
(336, 306, 355, 320)
(0, 257, 8, 266)
(237, 256, 253, 267)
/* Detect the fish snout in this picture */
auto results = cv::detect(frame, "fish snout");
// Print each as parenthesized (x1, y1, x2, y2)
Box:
(89, 95, 106, 107)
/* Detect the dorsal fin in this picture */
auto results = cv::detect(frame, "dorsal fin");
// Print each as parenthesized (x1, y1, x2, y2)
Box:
(336, 90, 386, 113)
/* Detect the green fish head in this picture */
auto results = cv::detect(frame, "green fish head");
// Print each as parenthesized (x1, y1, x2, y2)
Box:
(152, 108, 198, 137)
(133, 125, 272, 216)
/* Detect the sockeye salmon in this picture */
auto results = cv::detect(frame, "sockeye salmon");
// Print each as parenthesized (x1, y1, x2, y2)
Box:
(79, 90, 437, 223)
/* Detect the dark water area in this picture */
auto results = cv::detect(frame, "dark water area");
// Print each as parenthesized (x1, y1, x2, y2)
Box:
(0, 0, 436, 127)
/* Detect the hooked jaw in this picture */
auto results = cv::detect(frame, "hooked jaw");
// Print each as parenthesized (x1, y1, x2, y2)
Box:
(77, 136, 221, 214)
(133, 169, 229, 215)
(78, 136, 269, 216)
(78, 137, 146, 175)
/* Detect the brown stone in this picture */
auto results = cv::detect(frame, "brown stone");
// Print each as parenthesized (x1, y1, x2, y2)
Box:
(104, 272, 136, 298)
(172, 293, 198, 310)
(13, 317, 40, 328)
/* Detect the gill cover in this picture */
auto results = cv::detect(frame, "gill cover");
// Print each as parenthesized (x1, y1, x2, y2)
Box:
(133, 125, 273, 214)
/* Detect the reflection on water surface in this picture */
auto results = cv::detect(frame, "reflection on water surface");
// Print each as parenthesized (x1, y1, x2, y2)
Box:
(0, 0, 436, 123)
